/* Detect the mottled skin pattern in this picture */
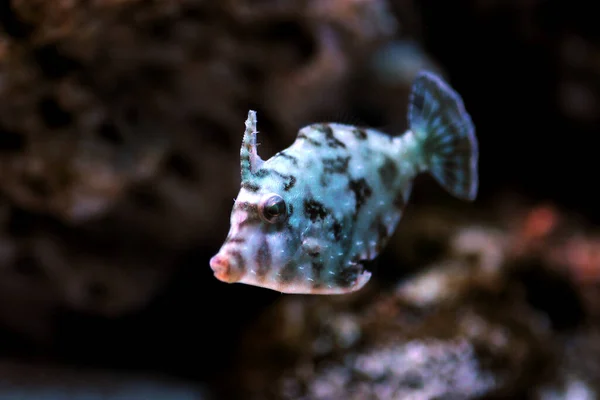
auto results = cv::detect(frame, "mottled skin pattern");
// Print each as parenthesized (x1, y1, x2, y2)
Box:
(210, 71, 478, 294)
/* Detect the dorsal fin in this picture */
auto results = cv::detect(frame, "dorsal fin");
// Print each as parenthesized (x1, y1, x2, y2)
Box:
(240, 110, 264, 182)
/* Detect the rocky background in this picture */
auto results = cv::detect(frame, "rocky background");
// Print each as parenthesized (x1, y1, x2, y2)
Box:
(0, 0, 599, 399)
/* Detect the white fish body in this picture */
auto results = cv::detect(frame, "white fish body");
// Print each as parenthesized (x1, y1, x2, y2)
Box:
(210, 71, 478, 295)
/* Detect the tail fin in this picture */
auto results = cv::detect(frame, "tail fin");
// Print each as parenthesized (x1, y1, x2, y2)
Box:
(408, 71, 478, 201)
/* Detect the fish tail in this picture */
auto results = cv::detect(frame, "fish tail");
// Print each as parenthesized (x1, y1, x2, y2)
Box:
(408, 71, 478, 201)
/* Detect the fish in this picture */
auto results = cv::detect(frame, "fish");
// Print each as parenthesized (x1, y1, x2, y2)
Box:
(209, 70, 478, 295)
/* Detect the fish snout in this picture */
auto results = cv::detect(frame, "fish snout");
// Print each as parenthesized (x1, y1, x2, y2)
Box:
(210, 253, 243, 283)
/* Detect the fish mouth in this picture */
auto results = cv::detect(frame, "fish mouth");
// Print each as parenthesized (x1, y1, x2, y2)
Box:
(209, 253, 241, 283)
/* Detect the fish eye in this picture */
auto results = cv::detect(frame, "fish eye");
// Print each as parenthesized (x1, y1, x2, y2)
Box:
(259, 194, 287, 223)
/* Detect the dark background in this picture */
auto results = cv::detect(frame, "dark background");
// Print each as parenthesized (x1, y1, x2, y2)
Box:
(420, 0, 598, 218)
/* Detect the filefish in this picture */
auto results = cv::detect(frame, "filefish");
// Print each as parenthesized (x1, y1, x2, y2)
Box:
(209, 71, 478, 294)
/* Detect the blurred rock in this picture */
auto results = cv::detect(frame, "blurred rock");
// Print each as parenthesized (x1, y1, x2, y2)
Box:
(222, 199, 600, 399)
(0, 0, 401, 225)
(0, 360, 211, 400)
(0, 0, 415, 326)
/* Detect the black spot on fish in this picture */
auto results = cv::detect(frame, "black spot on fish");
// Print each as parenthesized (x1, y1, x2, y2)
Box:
(275, 152, 299, 166)
(229, 250, 246, 277)
(235, 201, 248, 210)
(272, 171, 296, 191)
(377, 221, 388, 243)
(297, 131, 322, 147)
(307, 247, 320, 257)
(288, 203, 294, 216)
(315, 124, 346, 148)
(278, 261, 297, 284)
(320, 156, 351, 186)
(256, 169, 296, 191)
(319, 174, 329, 187)
(311, 262, 324, 273)
(235, 201, 260, 217)
(323, 156, 350, 174)
(236, 201, 262, 227)
(240, 156, 251, 172)
(282, 222, 300, 253)
(314, 124, 332, 135)
(283, 175, 296, 191)
(348, 178, 372, 214)
(311, 262, 325, 288)
(256, 238, 271, 278)
(393, 190, 405, 210)
(225, 236, 246, 244)
(304, 198, 328, 222)
(254, 169, 270, 178)
(352, 127, 368, 140)
(378, 156, 398, 189)
(242, 181, 260, 192)
(372, 215, 389, 252)
(332, 219, 343, 242)
(334, 262, 362, 288)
